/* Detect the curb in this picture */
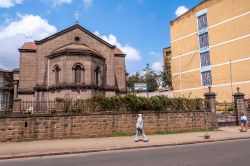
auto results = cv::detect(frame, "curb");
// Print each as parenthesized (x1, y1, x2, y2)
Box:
(0, 136, 250, 160)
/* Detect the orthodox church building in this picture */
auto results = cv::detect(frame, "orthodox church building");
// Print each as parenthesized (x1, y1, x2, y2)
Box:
(16, 24, 127, 101)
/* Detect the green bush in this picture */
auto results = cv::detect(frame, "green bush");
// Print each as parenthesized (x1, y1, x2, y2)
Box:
(124, 94, 142, 112)
(0, 109, 12, 115)
(150, 96, 164, 110)
(55, 94, 202, 113)
(69, 108, 82, 113)
(55, 97, 64, 102)
(49, 108, 56, 114)
(63, 98, 72, 113)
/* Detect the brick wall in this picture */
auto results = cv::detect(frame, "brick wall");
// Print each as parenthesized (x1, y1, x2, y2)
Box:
(0, 111, 213, 142)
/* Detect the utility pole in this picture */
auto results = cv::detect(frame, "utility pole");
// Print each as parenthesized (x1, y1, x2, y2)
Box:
(229, 59, 235, 112)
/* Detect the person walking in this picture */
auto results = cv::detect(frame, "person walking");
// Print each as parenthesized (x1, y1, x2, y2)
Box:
(134, 114, 148, 142)
(239, 113, 248, 132)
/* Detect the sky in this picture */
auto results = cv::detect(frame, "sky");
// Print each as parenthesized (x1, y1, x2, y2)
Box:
(0, 0, 202, 75)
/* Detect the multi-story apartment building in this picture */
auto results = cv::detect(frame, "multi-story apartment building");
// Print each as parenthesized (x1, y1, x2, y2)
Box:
(170, 0, 250, 102)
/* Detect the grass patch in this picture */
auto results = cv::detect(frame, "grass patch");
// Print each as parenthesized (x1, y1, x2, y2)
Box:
(111, 128, 214, 137)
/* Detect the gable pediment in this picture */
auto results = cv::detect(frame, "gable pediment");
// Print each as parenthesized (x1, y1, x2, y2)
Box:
(34, 24, 115, 49)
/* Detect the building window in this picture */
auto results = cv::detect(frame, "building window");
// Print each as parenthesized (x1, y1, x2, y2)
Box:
(197, 14, 208, 30)
(200, 51, 211, 67)
(95, 66, 100, 86)
(53, 65, 61, 85)
(201, 71, 212, 86)
(72, 63, 84, 84)
(75, 65, 81, 84)
(199, 32, 209, 48)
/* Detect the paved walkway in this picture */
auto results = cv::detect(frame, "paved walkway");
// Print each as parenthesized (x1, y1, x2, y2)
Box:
(0, 126, 249, 160)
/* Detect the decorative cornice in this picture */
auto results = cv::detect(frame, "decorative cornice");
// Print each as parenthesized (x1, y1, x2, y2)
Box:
(18, 49, 36, 53)
(34, 84, 120, 92)
(17, 89, 35, 94)
(114, 54, 126, 57)
(47, 49, 105, 61)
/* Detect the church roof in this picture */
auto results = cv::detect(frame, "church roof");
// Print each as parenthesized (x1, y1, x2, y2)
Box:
(35, 24, 116, 49)
(114, 47, 125, 55)
(20, 42, 37, 50)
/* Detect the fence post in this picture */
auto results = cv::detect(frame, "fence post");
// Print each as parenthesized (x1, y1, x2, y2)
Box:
(233, 87, 246, 125)
(204, 86, 218, 128)
(56, 100, 63, 113)
(12, 99, 21, 114)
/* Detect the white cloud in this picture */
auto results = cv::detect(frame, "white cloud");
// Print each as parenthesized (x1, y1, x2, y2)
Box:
(152, 61, 163, 73)
(52, 0, 72, 7)
(0, 0, 23, 8)
(175, 6, 188, 17)
(83, 0, 93, 9)
(94, 31, 141, 61)
(0, 14, 57, 69)
(149, 51, 161, 57)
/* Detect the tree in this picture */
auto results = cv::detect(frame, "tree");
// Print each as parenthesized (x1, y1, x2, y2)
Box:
(127, 72, 144, 91)
(142, 64, 158, 91)
(161, 59, 172, 89)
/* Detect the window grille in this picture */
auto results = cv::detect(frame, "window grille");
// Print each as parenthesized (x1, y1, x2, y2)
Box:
(197, 14, 208, 30)
(199, 32, 209, 48)
(201, 71, 212, 86)
(200, 51, 211, 67)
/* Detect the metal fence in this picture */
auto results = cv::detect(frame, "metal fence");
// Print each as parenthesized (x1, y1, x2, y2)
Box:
(20, 101, 56, 114)
(216, 101, 234, 112)
(19, 100, 99, 114)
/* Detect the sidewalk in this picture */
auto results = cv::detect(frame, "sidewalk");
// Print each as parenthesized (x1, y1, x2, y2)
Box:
(0, 126, 249, 160)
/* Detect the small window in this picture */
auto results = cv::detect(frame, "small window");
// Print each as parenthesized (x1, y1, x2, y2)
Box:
(75, 36, 80, 42)
(200, 51, 211, 67)
(95, 66, 100, 86)
(201, 71, 212, 86)
(199, 32, 209, 48)
(197, 14, 208, 30)
(54, 66, 60, 85)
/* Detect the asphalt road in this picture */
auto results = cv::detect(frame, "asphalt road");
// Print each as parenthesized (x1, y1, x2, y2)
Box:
(0, 139, 249, 166)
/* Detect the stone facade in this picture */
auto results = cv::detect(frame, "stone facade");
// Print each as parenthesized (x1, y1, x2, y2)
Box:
(0, 111, 213, 142)
(17, 24, 127, 101)
(0, 68, 14, 110)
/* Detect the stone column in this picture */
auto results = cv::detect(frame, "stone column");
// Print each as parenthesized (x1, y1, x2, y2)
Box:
(233, 87, 246, 125)
(204, 86, 218, 128)
(13, 81, 19, 99)
(12, 98, 21, 114)
(56, 100, 64, 113)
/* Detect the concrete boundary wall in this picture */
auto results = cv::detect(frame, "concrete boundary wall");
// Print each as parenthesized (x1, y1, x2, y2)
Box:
(0, 111, 212, 142)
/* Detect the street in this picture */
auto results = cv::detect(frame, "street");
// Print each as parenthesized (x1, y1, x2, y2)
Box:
(0, 139, 249, 166)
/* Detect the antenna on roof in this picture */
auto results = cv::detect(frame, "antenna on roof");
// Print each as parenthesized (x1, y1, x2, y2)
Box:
(74, 11, 81, 24)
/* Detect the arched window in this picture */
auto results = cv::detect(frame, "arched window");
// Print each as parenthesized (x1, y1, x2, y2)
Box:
(95, 66, 100, 86)
(75, 65, 82, 84)
(53, 65, 61, 85)
(72, 63, 84, 84)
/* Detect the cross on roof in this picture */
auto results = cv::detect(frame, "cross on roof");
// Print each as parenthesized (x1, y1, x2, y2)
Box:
(74, 11, 81, 24)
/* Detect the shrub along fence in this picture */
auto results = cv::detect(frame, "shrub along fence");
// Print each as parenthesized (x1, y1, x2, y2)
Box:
(16, 94, 204, 114)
